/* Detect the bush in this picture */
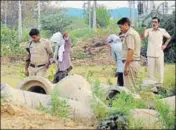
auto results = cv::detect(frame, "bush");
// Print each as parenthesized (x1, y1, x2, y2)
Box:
(84, 5, 111, 28)
(1, 24, 24, 56)
(69, 28, 96, 46)
(41, 13, 72, 34)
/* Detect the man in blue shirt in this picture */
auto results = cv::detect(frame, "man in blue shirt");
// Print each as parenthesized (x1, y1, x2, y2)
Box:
(106, 34, 124, 86)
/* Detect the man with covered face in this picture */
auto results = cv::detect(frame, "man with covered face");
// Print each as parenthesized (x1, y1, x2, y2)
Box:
(142, 17, 171, 85)
(117, 17, 141, 92)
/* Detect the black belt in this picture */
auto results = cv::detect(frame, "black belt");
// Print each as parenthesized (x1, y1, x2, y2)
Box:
(122, 60, 140, 63)
(30, 64, 46, 68)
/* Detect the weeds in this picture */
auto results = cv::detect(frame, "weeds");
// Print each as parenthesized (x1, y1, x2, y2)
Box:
(37, 87, 70, 118)
(109, 92, 146, 116)
(107, 78, 113, 86)
(85, 70, 94, 82)
(72, 50, 91, 60)
(155, 98, 175, 129)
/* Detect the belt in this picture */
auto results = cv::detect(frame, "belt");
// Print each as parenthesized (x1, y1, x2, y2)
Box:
(30, 64, 46, 68)
(122, 60, 140, 63)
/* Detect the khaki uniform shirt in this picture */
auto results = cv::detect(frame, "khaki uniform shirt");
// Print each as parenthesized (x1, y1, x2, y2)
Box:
(121, 27, 141, 60)
(144, 28, 171, 57)
(26, 38, 53, 66)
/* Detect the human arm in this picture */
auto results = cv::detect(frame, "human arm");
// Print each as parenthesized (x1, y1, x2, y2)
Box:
(46, 40, 54, 68)
(161, 29, 171, 50)
(124, 35, 135, 76)
(141, 29, 149, 40)
(24, 48, 30, 76)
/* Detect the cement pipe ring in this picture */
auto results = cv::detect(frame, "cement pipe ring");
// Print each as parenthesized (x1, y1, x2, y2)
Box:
(18, 76, 54, 95)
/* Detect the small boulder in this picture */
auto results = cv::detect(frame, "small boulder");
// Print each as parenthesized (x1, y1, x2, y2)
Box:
(160, 96, 175, 110)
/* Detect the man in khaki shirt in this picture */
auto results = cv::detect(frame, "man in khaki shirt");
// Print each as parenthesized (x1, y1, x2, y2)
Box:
(117, 17, 141, 92)
(142, 17, 171, 84)
(25, 28, 53, 77)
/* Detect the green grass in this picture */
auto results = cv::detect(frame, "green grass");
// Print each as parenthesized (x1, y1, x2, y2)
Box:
(155, 98, 175, 129)
(37, 87, 70, 118)
(1, 61, 175, 129)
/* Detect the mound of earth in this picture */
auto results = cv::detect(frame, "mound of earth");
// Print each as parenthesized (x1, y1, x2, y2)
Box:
(1, 101, 95, 129)
(72, 36, 147, 66)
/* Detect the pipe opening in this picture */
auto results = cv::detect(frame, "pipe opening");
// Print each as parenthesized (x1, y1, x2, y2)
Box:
(28, 86, 46, 94)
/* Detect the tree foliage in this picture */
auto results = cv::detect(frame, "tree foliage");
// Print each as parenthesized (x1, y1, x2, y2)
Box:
(84, 5, 111, 28)
(160, 11, 176, 63)
(41, 12, 72, 34)
(1, 24, 24, 56)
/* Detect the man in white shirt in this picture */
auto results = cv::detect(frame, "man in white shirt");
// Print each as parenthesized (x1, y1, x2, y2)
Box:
(142, 17, 171, 84)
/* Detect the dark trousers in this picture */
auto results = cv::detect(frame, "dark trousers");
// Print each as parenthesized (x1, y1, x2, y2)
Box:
(117, 72, 124, 86)
(53, 66, 72, 84)
(53, 70, 68, 84)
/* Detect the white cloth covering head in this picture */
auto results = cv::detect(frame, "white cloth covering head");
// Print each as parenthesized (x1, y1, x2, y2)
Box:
(50, 32, 65, 46)
(106, 34, 121, 44)
(50, 32, 65, 62)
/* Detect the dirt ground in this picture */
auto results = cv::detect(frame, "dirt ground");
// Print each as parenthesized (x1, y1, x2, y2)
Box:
(1, 101, 96, 129)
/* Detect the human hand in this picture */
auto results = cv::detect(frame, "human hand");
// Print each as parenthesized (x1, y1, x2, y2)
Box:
(161, 44, 167, 50)
(25, 70, 29, 76)
(45, 63, 50, 69)
(124, 67, 129, 76)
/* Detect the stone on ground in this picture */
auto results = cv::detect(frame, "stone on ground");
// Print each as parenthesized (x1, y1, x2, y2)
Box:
(141, 79, 158, 87)
(160, 96, 175, 110)
(129, 109, 162, 129)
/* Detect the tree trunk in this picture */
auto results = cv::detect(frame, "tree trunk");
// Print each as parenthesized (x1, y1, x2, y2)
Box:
(5, 1, 8, 27)
(38, 1, 41, 30)
(18, 0, 22, 40)
(92, 0, 96, 30)
(88, 1, 91, 29)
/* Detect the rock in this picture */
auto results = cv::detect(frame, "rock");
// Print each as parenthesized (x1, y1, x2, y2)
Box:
(160, 96, 175, 110)
(152, 86, 167, 95)
(141, 79, 158, 88)
(129, 109, 162, 128)
(6, 104, 21, 115)
(97, 114, 128, 130)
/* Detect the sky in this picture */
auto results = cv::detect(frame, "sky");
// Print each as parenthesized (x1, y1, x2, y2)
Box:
(57, 1, 175, 9)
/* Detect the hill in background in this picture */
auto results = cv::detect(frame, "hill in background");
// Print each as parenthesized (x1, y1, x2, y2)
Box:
(63, 7, 137, 19)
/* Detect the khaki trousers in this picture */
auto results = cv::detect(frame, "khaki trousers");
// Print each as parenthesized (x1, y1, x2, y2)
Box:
(123, 61, 141, 92)
(28, 66, 48, 78)
(147, 53, 164, 84)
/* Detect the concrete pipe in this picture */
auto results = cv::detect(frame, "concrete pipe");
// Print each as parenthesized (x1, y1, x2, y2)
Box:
(1, 84, 94, 119)
(18, 76, 54, 95)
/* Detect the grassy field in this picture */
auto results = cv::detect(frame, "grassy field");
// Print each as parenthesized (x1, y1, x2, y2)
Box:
(1, 62, 175, 90)
(1, 62, 175, 129)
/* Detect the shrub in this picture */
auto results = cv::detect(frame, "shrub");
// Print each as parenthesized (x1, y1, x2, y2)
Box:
(1, 24, 24, 56)
(84, 5, 111, 28)
(41, 13, 72, 34)
(37, 87, 70, 118)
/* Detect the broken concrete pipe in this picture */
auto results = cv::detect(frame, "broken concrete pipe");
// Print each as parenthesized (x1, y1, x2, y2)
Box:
(18, 76, 54, 95)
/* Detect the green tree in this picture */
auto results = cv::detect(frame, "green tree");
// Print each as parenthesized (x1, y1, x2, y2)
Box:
(41, 12, 72, 34)
(84, 5, 111, 28)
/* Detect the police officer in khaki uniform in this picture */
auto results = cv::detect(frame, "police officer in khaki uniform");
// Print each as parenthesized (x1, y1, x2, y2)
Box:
(25, 28, 53, 77)
(142, 17, 171, 84)
(117, 18, 141, 91)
